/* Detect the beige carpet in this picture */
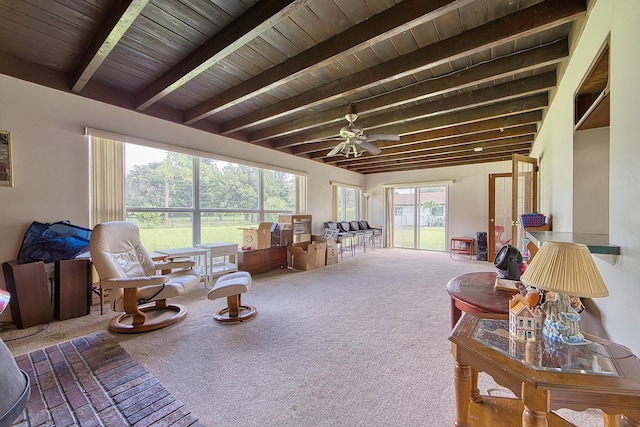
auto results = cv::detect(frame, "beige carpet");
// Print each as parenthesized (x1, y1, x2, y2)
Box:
(3, 249, 603, 426)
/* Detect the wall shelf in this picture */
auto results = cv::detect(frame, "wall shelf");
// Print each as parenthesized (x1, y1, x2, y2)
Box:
(526, 231, 620, 263)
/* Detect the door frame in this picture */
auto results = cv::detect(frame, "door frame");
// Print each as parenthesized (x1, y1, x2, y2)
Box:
(512, 154, 539, 256)
(488, 172, 512, 263)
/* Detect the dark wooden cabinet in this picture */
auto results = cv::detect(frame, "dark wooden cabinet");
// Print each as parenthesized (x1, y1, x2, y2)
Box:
(2, 258, 91, 328)
(2, 261, 53, 329)
(55, 259, 91, 320)
(238, 246, 288, 274)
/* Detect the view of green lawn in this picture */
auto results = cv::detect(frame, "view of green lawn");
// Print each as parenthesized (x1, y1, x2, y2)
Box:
(138, 224, 447, 253)
(139, 225, 244, 252)
(394, 226, 446, 251)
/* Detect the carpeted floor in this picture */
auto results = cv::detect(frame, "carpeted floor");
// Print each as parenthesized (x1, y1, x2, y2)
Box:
(3, 249, 604, 426)
(10, 331, 203, 427)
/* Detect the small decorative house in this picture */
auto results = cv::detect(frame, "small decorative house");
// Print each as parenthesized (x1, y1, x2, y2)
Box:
(509, 293, 542, 342)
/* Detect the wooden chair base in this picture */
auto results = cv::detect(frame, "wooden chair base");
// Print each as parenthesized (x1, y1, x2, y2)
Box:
(109, 303, 187, 334)
(214, 304, 256, 323)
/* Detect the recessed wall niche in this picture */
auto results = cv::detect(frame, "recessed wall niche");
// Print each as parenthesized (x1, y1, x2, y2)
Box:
(573, 41, 609, 235)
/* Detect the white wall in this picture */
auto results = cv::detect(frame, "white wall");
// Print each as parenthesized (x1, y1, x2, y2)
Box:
(574, 127, 609, 234)
(0, 75, 362, 282)
(531, 0, 640, 354)
(365, 161, 512, 242)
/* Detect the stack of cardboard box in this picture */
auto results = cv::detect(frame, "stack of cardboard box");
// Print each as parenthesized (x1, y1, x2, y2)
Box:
(288, 241, 326, 271)
(312, 235, 339, 265)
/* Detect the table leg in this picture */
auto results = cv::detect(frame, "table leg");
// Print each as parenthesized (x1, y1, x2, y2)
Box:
(450, 297, 462, 329)
(603, 414, 620, 427)
(470, 369, 482, 403)
(521, 382, 549, 427)
(453, 360, 471, 427)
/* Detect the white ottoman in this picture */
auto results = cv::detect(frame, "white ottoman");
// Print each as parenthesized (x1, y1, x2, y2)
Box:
(207, 271, 256, 322)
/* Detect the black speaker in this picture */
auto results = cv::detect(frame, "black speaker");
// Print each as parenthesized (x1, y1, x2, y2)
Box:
(476, 231, 487, 249)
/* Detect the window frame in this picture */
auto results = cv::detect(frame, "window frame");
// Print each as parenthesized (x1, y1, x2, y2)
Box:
(124, 143, 300, 249)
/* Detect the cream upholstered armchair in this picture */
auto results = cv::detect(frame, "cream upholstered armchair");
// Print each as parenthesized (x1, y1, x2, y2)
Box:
(90, 221, 201, 333)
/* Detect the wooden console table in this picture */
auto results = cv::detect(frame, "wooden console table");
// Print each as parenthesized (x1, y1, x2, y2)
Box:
(238, 246, 287, 275)
(449, 313, 640, 427)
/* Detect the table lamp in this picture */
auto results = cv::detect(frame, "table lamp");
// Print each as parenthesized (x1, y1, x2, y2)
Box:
(520, 241, 609, 344)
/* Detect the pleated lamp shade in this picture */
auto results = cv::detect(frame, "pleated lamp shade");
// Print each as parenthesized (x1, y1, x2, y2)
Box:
(520, 241, 609, 298)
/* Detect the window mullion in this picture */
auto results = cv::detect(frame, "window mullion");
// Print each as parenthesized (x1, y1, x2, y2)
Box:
(193, 157, 201, 245)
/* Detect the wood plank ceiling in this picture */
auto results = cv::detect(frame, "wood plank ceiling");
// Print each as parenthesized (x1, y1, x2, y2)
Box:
(0, 0, 587, 174)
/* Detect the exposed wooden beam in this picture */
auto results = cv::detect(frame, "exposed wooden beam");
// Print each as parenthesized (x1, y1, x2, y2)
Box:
(295, 113, 541, 156)
(251, 39, 567, 142)
(348, 148, 531, 174)
(330, 137, 534, 167)
(219, 0, 585, 134)
(276, 72, 554, 150)
(373, 94, 547, 135)
(135, 0, 311, 110)
(300, 125, 536, 159)
(71, 0, 149, 93)
(351, 152, 529, 174)
(182, 0, 475, 124)
(302, 94, 546, 159)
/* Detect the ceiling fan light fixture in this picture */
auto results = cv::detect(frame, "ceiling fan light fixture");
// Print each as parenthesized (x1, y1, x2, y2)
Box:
(326, 112, 396, 158)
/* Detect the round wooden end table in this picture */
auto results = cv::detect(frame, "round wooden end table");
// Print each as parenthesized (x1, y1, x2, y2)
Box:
(446, 271, 514, 329)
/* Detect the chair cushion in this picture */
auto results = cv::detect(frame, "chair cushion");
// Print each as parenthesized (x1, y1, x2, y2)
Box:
(167, 269, 201, 294)
(207, 272, 252, 301)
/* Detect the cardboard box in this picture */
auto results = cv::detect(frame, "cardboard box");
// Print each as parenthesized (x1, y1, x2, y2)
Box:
(241, 222, 273, 250)
(288, 241, 326, 271)
(312, 235, 339, 265)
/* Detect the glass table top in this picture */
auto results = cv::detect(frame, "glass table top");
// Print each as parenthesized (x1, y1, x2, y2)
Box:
(471, 318, 618, 376)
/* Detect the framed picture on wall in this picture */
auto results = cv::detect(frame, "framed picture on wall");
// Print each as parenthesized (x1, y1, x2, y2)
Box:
(0, 130, 12, 187)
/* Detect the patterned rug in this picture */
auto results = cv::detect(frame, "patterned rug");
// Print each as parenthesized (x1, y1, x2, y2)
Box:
(10, 331, 203, 426)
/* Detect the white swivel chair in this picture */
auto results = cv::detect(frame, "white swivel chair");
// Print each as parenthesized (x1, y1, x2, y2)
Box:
(90, 221, 201, 333)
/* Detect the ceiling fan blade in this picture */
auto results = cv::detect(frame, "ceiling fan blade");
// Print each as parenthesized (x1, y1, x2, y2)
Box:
(358, 141, 381, 155)
(305, 135, 342, 143)
(363, 133, 400, 142)
(327, 142, 346, 157)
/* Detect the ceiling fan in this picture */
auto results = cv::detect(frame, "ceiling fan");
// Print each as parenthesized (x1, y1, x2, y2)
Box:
(326, 112, 400, 158)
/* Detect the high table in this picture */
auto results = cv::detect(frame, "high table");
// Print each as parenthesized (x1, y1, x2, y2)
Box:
(197, 242, 238, 286)
(449, 313, 640, 427)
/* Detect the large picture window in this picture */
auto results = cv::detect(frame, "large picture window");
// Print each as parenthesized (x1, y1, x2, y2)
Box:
(332, 183, 361, 221)
(124, 144, 298, 251)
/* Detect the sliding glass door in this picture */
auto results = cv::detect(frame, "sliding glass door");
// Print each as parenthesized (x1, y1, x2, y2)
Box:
(393, 185, 447, 250)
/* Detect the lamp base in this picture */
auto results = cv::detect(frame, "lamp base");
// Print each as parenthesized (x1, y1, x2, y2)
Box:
(541, 293, 586, 344)
(543, 318, 586, 344)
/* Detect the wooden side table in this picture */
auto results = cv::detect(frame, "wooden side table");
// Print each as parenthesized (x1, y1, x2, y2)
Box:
(449, 313, 640, 427)
(450, 237, 475, 259)
(446, 272, 512, 329)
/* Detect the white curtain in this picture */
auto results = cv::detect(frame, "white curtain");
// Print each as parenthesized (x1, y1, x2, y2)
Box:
(383, 187, 394, 248)
(90, 136, 125, 227)
(296, 175, 308, 214)
(331, 184, 338, 221)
